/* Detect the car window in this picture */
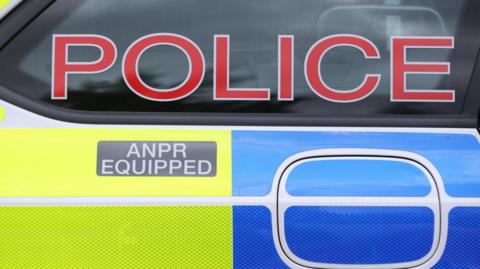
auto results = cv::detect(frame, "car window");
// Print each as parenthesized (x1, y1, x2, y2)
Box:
(0, 0, 477, 120)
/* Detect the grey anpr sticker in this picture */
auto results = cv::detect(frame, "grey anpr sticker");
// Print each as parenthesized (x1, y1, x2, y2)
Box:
(97, 141, 217, 177)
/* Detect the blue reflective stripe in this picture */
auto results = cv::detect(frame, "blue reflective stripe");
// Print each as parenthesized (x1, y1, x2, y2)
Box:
(233, 206, 288, 269)
(434, 207, 480, 269)
(232, 131, 480, 197)
(284, 206, 435, 265)
(286, 159, 431, 197)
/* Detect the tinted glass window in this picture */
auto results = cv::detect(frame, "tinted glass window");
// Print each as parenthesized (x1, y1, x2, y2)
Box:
(0, 0, 478, 118)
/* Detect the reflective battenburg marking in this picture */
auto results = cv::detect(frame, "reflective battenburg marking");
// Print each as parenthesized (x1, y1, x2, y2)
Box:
(233, 206, 288, 269)
(434, 207, 480, 268)
(1, 129, 480, 268)
(0, 206, 232, 268)
(233, 131, 480, 197)
(284, 206, 435, 265)
(232, 130, 480, 268)
(0, 0, 10, 9)
(0, 129, 231, 197)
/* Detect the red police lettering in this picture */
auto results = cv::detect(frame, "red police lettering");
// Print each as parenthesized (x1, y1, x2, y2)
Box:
(214, 35, 270, 100)
(51, 34, 116, 99)
(278, 35, 294, 101)
(123, 33, 205, 101)
(305, 34, 381, 103)
(391, 37, 455, 102)
(51, 33, 455, 103)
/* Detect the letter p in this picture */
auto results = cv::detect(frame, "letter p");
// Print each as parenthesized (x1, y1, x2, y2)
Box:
(51, 34, 117, 99)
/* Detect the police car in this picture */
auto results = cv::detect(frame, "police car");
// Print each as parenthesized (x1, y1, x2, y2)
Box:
(0, 0, 479, 268)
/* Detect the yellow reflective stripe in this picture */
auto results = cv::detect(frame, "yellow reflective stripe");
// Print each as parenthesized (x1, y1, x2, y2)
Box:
(0, 206, 232, 268)
(0, 129, 231, 197)
(0, 106, 4, 121)
(0, 0, 10, 9)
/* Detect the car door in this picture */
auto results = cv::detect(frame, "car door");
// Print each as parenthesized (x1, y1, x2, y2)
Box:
(0, 0, 479, 268)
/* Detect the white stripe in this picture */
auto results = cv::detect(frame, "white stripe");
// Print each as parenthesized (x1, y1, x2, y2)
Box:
(0, 0, 22, 20)
(0, 100, 479, 142)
